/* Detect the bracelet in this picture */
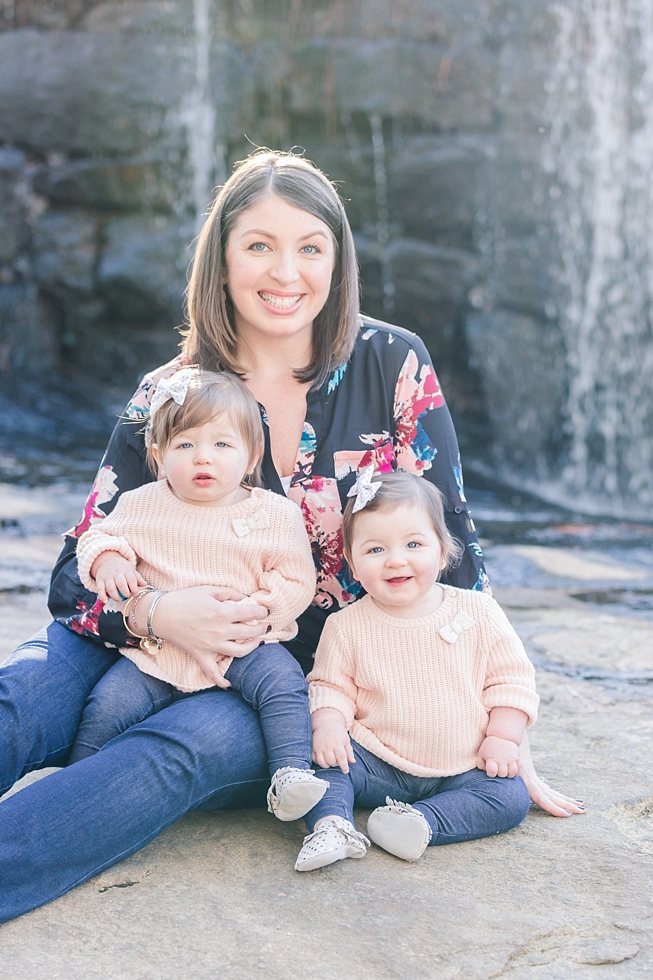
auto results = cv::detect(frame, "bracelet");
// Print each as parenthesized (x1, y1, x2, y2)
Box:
(144, 591, 167, 650)
(122, 588, 154, 639)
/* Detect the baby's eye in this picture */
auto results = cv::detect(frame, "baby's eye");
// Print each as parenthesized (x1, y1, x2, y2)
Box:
(407, 541, 421, 549)
(300, 244, 320, 254)
(177, 442, 192, 449)
(215, 441, 228, 448)
(249, 242, 270, 252)
(369, 546, 383, 554)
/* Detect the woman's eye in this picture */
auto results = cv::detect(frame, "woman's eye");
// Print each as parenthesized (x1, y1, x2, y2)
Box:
(249, 242, 269, 252)
(300, 244, 320, 254)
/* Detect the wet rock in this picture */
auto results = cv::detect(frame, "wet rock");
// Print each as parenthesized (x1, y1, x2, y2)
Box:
(33, 157, 178, 213)
(0, 283, 58, 373)
(466, 310, 567, 471)
(98, 214, 194, 322)
(31, 210, 98, 296)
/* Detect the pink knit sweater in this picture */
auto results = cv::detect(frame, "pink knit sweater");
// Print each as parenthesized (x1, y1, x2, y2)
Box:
(77, 481, 316, 691)
(308, 588, 539, 778)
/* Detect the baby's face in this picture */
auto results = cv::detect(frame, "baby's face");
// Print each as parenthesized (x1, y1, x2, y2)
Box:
(155, 416, 252, 507)
(348, 504, 447, 618)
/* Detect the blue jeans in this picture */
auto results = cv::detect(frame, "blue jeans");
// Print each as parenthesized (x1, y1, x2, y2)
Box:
(0, 623, 271, 924)
(68, 643, 312, 779)
(306, 740, 531, 844)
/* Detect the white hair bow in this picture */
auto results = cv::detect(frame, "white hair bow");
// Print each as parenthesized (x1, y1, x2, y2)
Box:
(149, 368, 194, 416)
(347, 463, 382, 513)
(438, 611, 476, 645)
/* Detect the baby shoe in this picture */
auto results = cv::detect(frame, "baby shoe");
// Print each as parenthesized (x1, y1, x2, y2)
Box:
(267, 767, 328, 822)
(367, 797, 432, 861)
(295, 816, 370, 872)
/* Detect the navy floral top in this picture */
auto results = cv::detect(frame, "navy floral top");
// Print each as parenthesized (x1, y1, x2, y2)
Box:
(49, 317, 489, 667)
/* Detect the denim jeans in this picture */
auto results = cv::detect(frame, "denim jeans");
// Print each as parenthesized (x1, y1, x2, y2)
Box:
(68, 643, 313, 778)
(0, 623, 271, 924)
(306, 740, 531, 844)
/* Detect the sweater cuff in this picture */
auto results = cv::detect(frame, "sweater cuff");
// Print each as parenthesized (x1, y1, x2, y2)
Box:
(77, 538, 138, 592)
(308, 683, 356, 729)
(483, 686, 540, 727)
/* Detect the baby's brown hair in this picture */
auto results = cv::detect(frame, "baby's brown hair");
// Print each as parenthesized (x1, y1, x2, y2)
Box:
(146, 368, 264, 485)
(341, 470, 463, 574)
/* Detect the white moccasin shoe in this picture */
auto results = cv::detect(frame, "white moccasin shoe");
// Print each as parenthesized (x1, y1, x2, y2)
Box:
(367, 797, 432, 861)
(295, 816, 370, 872)
(266, 767, 328, 822)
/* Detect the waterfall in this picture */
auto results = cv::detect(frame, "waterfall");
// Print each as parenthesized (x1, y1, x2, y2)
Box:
(183, 0, 217, 230)
(370, 114, 396, 315)
(542, 0, 653, 515)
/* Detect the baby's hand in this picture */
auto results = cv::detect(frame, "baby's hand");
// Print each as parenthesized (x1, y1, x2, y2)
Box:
(477, 735, 522, 779)
(91, 552, 149, 604)
(312, 710, 356, 774)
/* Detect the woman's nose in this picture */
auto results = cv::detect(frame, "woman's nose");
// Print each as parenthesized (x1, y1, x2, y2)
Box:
(270, 250, 300, 285)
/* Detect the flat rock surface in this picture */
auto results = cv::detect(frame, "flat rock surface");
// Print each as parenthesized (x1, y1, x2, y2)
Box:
(1, 488, 653, 978)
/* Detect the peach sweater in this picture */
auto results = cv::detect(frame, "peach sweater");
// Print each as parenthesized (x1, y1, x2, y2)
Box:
(308, 588, 539, 778)
(77, 481, 316, 691)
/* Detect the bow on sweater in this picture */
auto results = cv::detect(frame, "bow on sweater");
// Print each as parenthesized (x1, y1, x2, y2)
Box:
(438, 610, 476, 644)
(232, 509, 270, 537)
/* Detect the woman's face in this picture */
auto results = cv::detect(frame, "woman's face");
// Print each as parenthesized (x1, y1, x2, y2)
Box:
(225, 194, 336, 349)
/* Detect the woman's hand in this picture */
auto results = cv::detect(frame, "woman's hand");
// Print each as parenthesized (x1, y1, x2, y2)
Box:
(312, 707, 355, 773)
(519, 731, 585, 817)
(135, 586, 269, 689)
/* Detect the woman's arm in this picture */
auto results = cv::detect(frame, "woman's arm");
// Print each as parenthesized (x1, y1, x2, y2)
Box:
(391, 336, 489, 592)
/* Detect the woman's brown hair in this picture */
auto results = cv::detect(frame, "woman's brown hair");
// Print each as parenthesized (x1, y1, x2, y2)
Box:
(184, 150, 360, 390)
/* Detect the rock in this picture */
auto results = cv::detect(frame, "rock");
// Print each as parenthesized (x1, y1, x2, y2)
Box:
(0, 283, 58, 373)
(32, 157, 178, 213)
(0, 148, 30, 265)
(31, 210, 97, 296)
(290, 38, 498, 130)
(466, 310, 567, 471)
(97, 214, 194, 321)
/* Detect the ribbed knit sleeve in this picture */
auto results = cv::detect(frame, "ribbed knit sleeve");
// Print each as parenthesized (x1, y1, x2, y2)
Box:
(307, 617, 358, 728)
(249, 502, 316, 642)
(76, 496, 138, 591)
(480, 595, 539, 726)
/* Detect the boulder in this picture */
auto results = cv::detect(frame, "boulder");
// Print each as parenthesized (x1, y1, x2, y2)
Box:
(466, 310, 567, 471)
(31, 210, 98, 296)
(0, 283, 58, 373)
(97, 214, 195, 321)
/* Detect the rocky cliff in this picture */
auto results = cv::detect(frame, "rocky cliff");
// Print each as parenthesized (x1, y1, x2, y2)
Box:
(1, 0, 652, 518)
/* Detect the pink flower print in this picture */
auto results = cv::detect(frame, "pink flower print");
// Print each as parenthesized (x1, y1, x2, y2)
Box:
(66, 597, 104, 637)
(66, 465, 119, 538)
(393, 349, 444, 474)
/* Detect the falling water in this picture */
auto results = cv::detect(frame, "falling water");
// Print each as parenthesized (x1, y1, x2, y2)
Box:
(542, 0, 653, 516)
(370, 114, 395, 315)
(183, 0, 217, 230)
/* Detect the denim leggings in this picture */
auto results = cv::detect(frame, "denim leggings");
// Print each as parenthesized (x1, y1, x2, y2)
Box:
(306, 740, 531, 844)
(68, 643, 313, 779)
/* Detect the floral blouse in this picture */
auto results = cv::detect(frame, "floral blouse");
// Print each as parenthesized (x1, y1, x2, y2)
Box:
(49, 317, 489, 666)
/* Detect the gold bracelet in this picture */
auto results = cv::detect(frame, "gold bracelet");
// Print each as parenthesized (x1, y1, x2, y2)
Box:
(122, 587, 154, 640)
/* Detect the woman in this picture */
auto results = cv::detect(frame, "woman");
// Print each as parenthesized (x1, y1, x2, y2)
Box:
(0, 151, 582, 922)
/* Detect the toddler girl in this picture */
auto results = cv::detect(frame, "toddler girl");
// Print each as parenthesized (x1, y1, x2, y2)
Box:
(72, 367, 327, 823)
(295, 468, 539, 870)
